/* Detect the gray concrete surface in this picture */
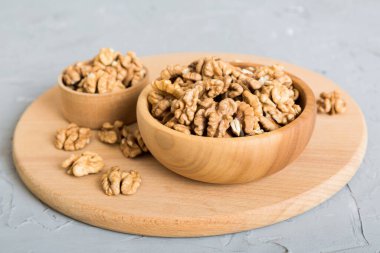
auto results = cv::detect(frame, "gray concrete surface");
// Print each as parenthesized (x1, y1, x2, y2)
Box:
(1, 0, 379, 252)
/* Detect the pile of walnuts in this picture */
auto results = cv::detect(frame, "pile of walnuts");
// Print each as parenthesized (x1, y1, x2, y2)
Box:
(55, 121, 146, 196)
(62, 48, 146, 94)
(148, 57, 302, 137)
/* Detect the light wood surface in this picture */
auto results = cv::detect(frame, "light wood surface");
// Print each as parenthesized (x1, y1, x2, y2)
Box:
(12, 53, 367, 237)
(58, 68, 149, 129)
(137, 62, 316, 184)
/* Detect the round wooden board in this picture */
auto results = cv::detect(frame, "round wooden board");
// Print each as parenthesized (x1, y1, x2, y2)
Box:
(13, 53, 367, 237)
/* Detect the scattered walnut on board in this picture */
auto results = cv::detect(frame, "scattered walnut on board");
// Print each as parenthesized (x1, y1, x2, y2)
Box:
(120, 127, 148, 158)
(61, 48, 146, 94)
(55, 123, 91, 151)
(317, 90, 346, 115)
(98, 121, 148, 158)
(98, 120, 124, 144)
(61, 151, 104, 177)
(101, 167, 141, 196)
(147, 57, 302, 137)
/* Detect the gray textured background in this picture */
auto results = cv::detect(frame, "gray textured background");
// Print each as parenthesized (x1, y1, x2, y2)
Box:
(1, 0, 379, 252)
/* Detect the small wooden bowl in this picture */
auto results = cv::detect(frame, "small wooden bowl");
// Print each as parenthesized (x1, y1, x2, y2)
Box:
(137, 62, 316, 184)
(58, 68, 149, 129)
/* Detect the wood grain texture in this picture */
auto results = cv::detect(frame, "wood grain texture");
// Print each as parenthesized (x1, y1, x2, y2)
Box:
(137, 62, 316, 184)
(12, 53, 367, 237)
(58, 69, 149, 129)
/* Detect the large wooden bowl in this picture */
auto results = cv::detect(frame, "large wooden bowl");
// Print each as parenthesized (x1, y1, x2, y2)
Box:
(137, 62, 316, 184)
(58, 68, 149, 129)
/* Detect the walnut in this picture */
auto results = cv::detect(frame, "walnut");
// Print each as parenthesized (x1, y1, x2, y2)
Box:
(193, 100, 216, 136)
(101, 167, 122, 195)
(55, 123, 91, 151)
(61, 48, 145, 93)
(207, 98, 237, 137)
(62, 65, 81, 86)
(259, 115, 280, 131)
(182, 70, 202, 81)
(120, 127, 148, 158)
(259, 93, 276, 108)
(227, 83, 244, 98)
(317, 90, 346, 115)
(267, 107, 296, 124)
(151, 99, 171, 118)
(271, 83, 291, 104)
(147, 89, 166, 106)
(120, 170, 142, 195)
(252, 64, 293, 89)
(131, 68, 147, 86)
(98, 121, 149, 158)
(171, 85, 202, 125)
(239, 73, 264, 90)
(97, 73, 125, 94)
(193, 110, 207, 136)
(235, 102, 262, 136)
(81, 71, 99, 93)
(204, 78, 226, 98)
(101, 167, 141, 196)
(242, 90, 263, 116)
(62, 151, 104, 177)
(98, 120, 124, 144)
(119, 51, 145, 87)
(97, 48, 117, 66)
(160, 64, 186, 80)
(205, 57, 233, 77)
(151, 80, 184, 99)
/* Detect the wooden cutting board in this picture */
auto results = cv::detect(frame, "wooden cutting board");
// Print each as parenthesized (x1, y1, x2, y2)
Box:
(12, 53, 367, 237)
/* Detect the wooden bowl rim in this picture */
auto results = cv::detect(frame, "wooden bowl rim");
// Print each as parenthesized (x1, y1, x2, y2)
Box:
(57, 66, 149, 97)
(137, 61, 316, 142)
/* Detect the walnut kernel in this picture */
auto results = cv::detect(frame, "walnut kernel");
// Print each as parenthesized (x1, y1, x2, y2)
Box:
(101, 167, 141, 196)
(317, 90, 346, 115)
(98, 120, 124, 144)
(120, 127, 148, 158)
(62, 151, 104, 177)
(55, 123, 91, 151)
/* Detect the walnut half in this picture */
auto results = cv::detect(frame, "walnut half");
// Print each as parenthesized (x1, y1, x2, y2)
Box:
(55, 123, 91, 151)
(61, 151, 104, 177)
(101, 167, 142, 196)
(120, 128, 148, 158)
(98, 120, 124, 144)
(317, 90, 346, 115)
